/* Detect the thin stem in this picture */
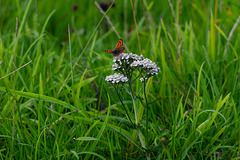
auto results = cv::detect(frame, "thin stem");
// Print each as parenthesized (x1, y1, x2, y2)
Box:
(128, 81, 138, 124)
(0, 61, 32, 80)
(129, 68, 134, 80)
(124, 85, 131, 95)
(128, 80, 147, 151)
(137, 95, 145, 108)
(132, 70, 143, 83)
(137, 85, 144, 97)
(124, 63, 132, 80)
(113, 85, 134, 125)
(143, 79, 149, 148)
(147, 97, 161, 105)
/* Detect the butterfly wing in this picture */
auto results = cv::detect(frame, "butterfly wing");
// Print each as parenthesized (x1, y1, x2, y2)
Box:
(105, 39, 124, 56)
(115, 39, 123, 49)
(112, 47, 125, 56)
(105, 50, 114, 53)
(118, 47, 125, 54)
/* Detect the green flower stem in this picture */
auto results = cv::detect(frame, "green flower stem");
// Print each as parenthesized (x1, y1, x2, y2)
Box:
(143, 80, 149, 148)
(115, 60, 149, 155)
(132, 70, 143, 82)
(128, 81, 138, 124)
(137, 127, 147, 150)
(137, 85, 144, 97)
(113, 85, 134, 126)
(113, 82, 147, 153)
(128, 80, 147, 151)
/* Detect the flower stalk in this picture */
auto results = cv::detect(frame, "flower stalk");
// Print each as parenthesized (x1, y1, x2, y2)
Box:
(112, 85, 134, 125)
(143, 79, 149, 147)
(105, 53, 160, 156)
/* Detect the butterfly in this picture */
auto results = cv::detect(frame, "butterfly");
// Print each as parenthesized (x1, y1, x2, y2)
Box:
(105, 39, 125, 56)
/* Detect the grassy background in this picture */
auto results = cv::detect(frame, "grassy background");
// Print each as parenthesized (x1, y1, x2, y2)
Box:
(0, 0, 240, 159)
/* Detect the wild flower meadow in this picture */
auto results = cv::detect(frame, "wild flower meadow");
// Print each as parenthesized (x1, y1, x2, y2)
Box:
(0, 0, 240, 159)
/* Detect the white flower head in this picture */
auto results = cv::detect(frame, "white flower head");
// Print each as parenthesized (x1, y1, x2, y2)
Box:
(105, 73, 129, 84)
(130, 57, 160, 77)
(113, 53, 144, 67)
(140, 77, 148, 82)
(147, 67, 160, 76)
(112, 63, 121, 71)
(108, 53, 160, 81)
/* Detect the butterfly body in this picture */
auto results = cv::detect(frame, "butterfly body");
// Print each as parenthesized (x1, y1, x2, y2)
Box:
(105, 39, 125, 56)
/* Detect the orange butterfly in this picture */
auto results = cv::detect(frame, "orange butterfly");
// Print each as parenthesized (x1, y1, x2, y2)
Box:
(105, 39, 125, 56)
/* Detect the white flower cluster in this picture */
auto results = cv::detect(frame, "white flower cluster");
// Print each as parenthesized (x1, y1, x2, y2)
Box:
(130, 58, 160, 77)
(113, 53, 144, 63)
(140, 77, 148, 82)
(112, 63, 121, 71)
(106, 53, 160, 84)
(112, 53, 144, 71)
(105, 73, 129, 84)
(147, 67, 160, 76)
(130, 58, 156, 69)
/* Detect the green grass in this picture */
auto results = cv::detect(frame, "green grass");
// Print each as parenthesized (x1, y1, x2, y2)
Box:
(0, 0, 240, 159)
